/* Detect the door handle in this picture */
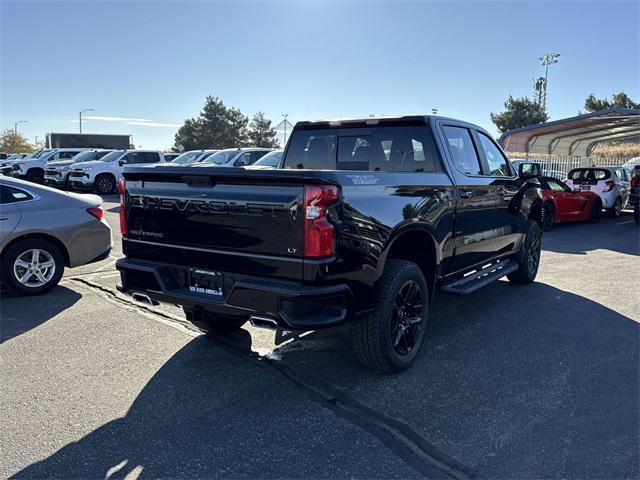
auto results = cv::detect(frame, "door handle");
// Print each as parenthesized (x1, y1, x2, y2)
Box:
(0, 217, 8, 221)
(458, 190, 472, 199)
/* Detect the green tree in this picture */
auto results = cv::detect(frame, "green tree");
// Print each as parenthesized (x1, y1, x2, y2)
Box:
(173, 96, 250, 150)
(0, 129, 33, 153)
(248, 112, 279, 148)
(584, 92, 640, 112)
(490, 96, 549, 133)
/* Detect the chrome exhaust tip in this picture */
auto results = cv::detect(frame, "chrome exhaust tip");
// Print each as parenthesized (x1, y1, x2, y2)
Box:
(131, 292, 159, 306)
(249, 315, 279, 331)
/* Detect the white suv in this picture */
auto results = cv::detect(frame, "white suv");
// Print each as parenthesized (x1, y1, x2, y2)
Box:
(196, 148, 273, 167)
(11, 148, 87, 183)
(565, 167, 631, 217)
(68, 150, 166, 194)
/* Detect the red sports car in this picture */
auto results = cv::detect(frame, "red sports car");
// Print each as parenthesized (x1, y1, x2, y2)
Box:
(538, 176, 602, 230)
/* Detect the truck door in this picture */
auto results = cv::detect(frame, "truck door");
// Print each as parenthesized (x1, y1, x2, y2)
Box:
(438, 124, 502, 273)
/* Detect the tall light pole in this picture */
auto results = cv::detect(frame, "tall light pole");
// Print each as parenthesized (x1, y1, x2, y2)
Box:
(282, 113, 288, 146)
(14, 120, 27, 135)
(538, 53, 560, 111)
(79, 108, 93, 134)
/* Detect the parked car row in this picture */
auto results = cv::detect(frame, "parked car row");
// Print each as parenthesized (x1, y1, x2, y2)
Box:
(511, 162, 634, 228)
(1, 147, 281, 194)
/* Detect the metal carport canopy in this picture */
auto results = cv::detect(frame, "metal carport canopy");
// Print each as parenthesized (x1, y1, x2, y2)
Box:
(498, 108, 640, 156)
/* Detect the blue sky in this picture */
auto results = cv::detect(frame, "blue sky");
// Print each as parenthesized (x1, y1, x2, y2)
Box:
(1, 0, 638, 149)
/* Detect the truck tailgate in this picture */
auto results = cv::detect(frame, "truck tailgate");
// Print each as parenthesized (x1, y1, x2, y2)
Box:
(122, 167, 306, 277)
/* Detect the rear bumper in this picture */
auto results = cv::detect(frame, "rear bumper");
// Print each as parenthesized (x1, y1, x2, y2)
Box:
(115, 258, 352, 330)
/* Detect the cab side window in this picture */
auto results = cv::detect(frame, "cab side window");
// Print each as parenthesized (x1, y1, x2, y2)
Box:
(476, 132, 511, 176)
(141, 152, 160, 163)
(442, 126, 482, 176)
(234, 152, 253, 166)
(122, 152, 142, 164)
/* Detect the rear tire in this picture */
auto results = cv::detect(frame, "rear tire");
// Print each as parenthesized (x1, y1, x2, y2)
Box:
(507, 220, 541, 285)
(351, 259, 428, 372)
(588, 198, 602, 223)
(95, 174, 116, 194)
(1, 238, 64, 295)
(608, 197, 622, 218)
(542, 202, 555, 231)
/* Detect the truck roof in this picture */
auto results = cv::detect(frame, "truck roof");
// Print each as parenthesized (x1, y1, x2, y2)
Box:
(293, 114, 469, 129)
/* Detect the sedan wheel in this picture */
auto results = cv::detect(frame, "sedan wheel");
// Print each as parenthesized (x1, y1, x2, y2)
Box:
(1, 239, 64, 295)
(13, 249, 56, 288)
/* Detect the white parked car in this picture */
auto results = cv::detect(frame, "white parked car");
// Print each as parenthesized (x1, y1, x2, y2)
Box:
(68, 150, 166, 194)
(44, 149, 113, 188)
(245, 150, 283, 169)
(10, 149, 87, 183)
(564, 167, 631, 217)
(170, 149, 219, 165)
(196, 148, 273, 168)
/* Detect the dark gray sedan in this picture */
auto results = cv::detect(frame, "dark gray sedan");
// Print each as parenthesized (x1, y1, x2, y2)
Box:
(0, 177, 112, 295)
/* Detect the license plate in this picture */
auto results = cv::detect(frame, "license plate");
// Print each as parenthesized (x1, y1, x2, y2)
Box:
(189, 269, 224, 296)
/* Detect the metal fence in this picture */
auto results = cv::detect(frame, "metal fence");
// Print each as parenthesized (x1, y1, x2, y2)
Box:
(507, 155, 628, 178)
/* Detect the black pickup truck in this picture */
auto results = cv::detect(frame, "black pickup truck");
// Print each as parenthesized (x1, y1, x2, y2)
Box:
(116, 115, 544, 371)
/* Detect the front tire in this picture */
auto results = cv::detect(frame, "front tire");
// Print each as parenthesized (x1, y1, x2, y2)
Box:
(351, 260, 428, 372)
(26, 169, 45, 184)
(1, 238, 65, 295)
(608, 197, 622, 218)
(507, 220, 541, 285)
(95, 174, 116, 194)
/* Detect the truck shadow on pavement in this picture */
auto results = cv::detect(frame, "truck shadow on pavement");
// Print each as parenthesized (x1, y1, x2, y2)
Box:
(541, 212, 639, 256)
(12, 282, 639, 479)
(0, 286, 82, 343)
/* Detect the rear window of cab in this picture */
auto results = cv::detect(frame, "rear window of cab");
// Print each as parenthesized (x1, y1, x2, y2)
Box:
(282, 125, 443, 172)
(568, 168, 610, 180)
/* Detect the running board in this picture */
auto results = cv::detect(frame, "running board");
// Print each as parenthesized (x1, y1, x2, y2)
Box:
(440, 259, 518, 296)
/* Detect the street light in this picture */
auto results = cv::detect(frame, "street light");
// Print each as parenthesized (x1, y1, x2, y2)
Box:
(282, 113, 288, 145)
(538, 52, 560, 111)
(79, 108, 94, 134)
(14, 120, 27, 135)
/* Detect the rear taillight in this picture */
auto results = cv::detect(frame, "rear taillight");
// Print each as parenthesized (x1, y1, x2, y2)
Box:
(118, 179, 127, 237)
(303, 185, 338, 258)
(603, 180, 615, 192)
(86, 207, 104, 221)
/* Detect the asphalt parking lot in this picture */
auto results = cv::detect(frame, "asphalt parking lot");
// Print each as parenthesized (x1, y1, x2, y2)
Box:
(1, 194, 638, 479)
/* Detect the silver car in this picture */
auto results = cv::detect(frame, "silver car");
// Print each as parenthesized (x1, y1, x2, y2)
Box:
(0, 177, 112, 295)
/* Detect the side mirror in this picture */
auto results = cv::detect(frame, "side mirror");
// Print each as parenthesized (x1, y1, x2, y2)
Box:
(118, 160, 124, 167)
(518, 162, 541, 178)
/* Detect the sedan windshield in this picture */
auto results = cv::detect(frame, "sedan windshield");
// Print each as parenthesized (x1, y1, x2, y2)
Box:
(171, 151, 204, 164)
(200, 150, 238, 165)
